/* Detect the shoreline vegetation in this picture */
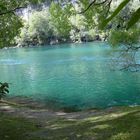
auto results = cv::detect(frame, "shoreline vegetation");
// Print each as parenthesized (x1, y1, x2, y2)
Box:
(2, 40, 107, 50)
(7, 37, 106, 49)
(0, 97, 140, 140)
(17, 35, 106, 48)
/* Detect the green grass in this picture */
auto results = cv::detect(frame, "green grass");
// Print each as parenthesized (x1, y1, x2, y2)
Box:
(0, 106, 140, 140)
(0, 112, 42, 140)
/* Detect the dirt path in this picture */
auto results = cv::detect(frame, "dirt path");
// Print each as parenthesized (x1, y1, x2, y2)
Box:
(1, 96, 126, 125)
(0, 102, 100, 120)
(0, 98, 113, 122)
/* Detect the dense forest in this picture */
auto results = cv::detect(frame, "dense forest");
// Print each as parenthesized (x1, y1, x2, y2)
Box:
(0, 0, 140, 48)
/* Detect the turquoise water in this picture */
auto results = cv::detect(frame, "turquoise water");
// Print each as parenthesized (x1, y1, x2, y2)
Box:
(0, 42, 140, 110)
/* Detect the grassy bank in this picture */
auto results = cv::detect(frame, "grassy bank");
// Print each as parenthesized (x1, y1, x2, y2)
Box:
(0, 113, 40, 140)
(0, 104, 140, 140)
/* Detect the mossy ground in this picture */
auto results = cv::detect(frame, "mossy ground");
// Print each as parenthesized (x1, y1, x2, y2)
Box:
(0, 106, 140, 140)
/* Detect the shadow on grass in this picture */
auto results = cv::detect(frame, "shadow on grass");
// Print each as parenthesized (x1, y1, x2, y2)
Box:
(31, 108, 140, 140)
(0, 107, 140, 140)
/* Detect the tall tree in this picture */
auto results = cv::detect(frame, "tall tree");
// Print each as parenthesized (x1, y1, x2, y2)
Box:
(0, 0, 45, 48)
(49, 2, 72, 40)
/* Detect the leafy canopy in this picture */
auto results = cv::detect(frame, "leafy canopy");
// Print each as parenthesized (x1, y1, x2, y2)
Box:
(0, 0, 45, 48)
(109, 28, 140, 47)
(0, 0, 140, 48)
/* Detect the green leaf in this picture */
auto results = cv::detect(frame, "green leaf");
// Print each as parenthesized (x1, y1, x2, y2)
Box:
(127, 7, 140, 30)
(100, 0, 131, 29)
(4, 88, 9, 93)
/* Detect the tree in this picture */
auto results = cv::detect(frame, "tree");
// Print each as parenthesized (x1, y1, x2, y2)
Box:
(0, 0, 45, 48)
(0, 0, 139, 48)
(49, 2, 72, 41)
(18, 9, 53, 46)
(75, 0, 140, 30)
(108, 27, 140, 71)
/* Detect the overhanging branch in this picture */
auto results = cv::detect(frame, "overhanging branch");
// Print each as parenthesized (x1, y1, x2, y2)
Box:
(0, 6, 26, 16)
(78, 0, 96, 14)
(78, 0, 109, 14)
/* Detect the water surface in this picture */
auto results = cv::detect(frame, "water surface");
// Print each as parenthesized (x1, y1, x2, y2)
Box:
(0, 42, 140, 110)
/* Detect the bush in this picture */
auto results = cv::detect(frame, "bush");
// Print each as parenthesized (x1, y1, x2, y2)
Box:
(0, 82, 9, 100)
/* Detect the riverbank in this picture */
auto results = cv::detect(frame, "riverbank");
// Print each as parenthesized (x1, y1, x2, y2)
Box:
(0, 99, 140, 140)
(3, 40, 106, 49)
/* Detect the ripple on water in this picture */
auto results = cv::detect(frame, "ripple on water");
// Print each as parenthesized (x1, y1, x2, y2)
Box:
(0, 59, 26, 65)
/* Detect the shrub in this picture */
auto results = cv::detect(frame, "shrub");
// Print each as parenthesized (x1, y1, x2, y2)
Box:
(0, 82, 9, 100)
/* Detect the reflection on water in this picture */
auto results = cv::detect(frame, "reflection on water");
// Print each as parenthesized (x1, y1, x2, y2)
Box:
(0, 42, 140, 110)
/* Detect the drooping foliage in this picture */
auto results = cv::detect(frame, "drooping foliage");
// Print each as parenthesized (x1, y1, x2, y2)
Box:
(109, 28, 140, 47)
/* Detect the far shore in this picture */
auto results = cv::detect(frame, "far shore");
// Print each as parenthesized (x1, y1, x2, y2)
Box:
(2, 40, 107, 50)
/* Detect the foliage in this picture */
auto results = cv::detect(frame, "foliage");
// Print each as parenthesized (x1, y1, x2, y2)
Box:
(0, 0, 140, 48)
(100, 0, 131, 29)
(70, 13, 87, 42)
(0, 0, 45, 48)
(18, 2, 102, 45)
(49, 2, 72, 39)
(78, 0, 96, 29)
(108, 28, 140, 47)
(29, 10, 53, 43)
(127, 7, 140, 29)
(108, 27, 140, 71)
(0, 82, 9, 100)
(0, 12, 23, 48)
(18, 10, 53, 45)
(75, 0, 140, 30)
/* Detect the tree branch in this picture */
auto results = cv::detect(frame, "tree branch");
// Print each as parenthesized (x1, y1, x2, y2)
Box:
(78, 0, 96, 14)
(105, 0, 112, 16)
(78, 0, 109, 14)
(120, 64, 140, 71)
(94, 0, 109, 6)
(0, 6, 26, 16)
